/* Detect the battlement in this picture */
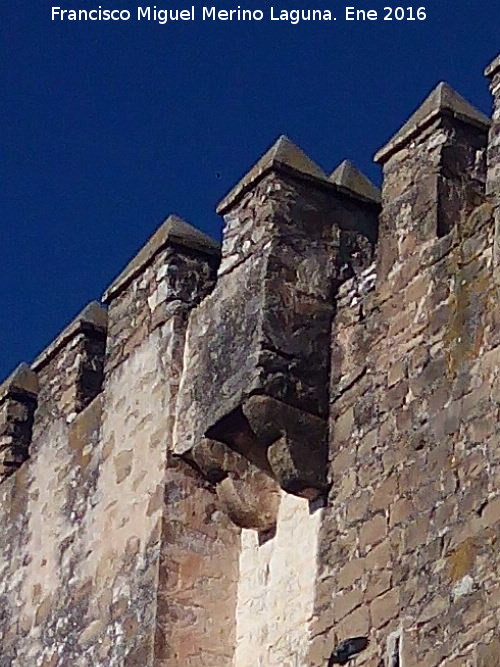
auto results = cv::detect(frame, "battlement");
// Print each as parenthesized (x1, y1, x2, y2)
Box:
(1, 52, 500, 667)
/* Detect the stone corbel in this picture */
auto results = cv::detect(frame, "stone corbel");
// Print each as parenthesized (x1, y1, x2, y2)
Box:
(187, 437, 281, 532)
(208, 395, 328, 499)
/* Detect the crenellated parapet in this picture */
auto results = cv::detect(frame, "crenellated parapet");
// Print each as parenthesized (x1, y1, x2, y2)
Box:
(2, 52, 500, 667)
(174, 135, 379, 499)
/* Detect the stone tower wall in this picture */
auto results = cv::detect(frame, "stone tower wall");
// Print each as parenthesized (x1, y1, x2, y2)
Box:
(1, 54, 500, 667)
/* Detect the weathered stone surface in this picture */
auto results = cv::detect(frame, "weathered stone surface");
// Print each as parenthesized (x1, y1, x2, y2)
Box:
(0, 362, 39, 401)
(0, 221, 230, 666)
(188, 436, 281, 530)
(234, 491, 323, 666)
(485, 53, 500, 272)
(215, 472, 280, 530)
(3, 57, 500, 667)
(241, 395, 327, 494)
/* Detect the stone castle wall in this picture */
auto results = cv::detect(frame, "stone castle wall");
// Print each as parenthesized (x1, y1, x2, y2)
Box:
(1, 54, 500, 667)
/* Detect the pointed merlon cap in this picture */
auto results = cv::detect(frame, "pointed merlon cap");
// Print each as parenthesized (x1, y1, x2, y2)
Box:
(216, 135, 328, 215)
(329, 160, 381, 204)
(0, 363, 39, 404)
(32, 301, 108, 372)
(375, 82, 491, 164)
(102, 214, 220, 303)
(485, 54, 500, 79)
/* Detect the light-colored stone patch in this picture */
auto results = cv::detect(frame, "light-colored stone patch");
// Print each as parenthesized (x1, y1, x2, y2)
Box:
(234, 492, 322, 667)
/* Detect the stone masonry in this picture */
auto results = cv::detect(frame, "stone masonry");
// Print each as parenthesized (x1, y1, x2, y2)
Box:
(1, 54, 500, 667)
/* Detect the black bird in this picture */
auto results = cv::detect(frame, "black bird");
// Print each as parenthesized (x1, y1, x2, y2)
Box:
(328, 637, 369, 665)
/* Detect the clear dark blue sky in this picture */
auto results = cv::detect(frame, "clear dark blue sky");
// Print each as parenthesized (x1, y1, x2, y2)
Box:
(1, 0, 498, 379)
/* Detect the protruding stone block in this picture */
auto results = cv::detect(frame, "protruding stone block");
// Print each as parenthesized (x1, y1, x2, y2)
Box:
(186, 437, 281, 530)
(0, 364, 38, 482)
(375, 82, 490, 280)
(175, 136, 378, 496)
(31, 302, 107, 433)
(215, 473, 280, 531)
(102, 214, 220, 370)
(242, 395, 328, 495)
(190, 437, 246, 484)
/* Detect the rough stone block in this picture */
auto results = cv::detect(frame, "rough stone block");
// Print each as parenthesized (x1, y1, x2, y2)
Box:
(0, 363, 38, 482)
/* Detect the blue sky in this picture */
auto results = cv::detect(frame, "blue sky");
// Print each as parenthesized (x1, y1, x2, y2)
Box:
(1, 0, 498, 378)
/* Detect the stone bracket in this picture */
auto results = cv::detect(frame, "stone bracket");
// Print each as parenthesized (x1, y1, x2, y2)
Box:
(180, 393, 328, 528)
(184, 437, 281, 531)
(206, 395, 328, 498)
